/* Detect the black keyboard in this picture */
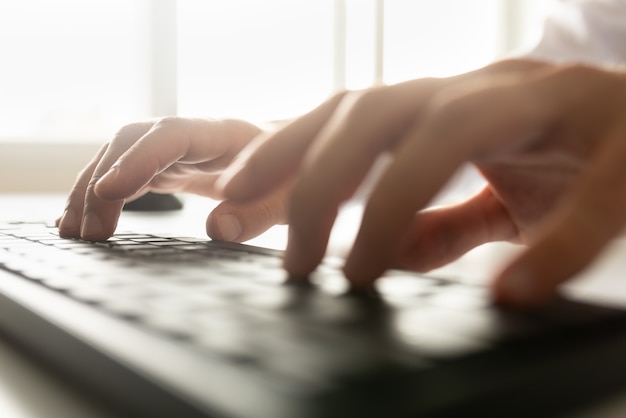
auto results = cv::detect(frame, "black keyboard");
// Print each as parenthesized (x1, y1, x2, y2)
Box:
(1, 221, 626, 418)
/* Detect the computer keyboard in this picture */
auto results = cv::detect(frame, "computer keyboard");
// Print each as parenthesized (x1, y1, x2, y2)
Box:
(2, 221, 626, 418)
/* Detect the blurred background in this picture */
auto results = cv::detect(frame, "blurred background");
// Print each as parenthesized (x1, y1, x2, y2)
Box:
(0, 0, 554, 193)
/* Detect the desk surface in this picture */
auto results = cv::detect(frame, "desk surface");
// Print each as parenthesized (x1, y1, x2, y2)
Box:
(2, 193, 626, 418)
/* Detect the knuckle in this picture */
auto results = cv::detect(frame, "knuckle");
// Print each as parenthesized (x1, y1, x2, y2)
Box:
(435, 94, 472, 119)
(344, 88, 386, 122)
(154, 115, 184, 130)
(554, 63, 597, 79)
(153, 116, 196, 148)
(113, 121, 151, 147)
(85, 173, 101, 193)
(546, 63, 604, 99)
(426, 92, 475, 138)
(324, 89, 351, 109)
(115, 121, 145, 135)
(538, 63, 626, 117)
(330, 88, 350, 102)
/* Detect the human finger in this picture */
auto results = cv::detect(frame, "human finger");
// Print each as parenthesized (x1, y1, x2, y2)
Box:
(206, 182, 290, 242)
(96, 118, 260, 200)
(149, 172, 222, 199)
(494, 123, 626, 306)
(220, 59, 548, 277)
(59, 121, 154, 239)
(260, 65, 546, 278)
(76, 118, 257, 241)
(344, 78, 546, 286)
(57, 142, 111, 238)
(220, 59, 546, 203)
(218, 91, 349, 201)
(392, 186, 518, 272)
(280, 81, 446, 277)
(75, 122, 154, 240)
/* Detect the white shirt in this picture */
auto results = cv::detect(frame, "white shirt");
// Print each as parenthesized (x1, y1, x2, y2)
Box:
(528, 0, 626, 66)
(443, 0, 626, 204)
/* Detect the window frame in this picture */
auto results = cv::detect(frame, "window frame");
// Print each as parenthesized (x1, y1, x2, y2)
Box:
(0, 0, 546, 193)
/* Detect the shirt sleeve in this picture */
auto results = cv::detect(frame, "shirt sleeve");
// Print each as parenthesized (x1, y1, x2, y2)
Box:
(525, 0, 626, 66)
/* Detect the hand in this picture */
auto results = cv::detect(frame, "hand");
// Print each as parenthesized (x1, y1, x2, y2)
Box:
(57, 117, 288, 242)
(218, 59, 626, 307)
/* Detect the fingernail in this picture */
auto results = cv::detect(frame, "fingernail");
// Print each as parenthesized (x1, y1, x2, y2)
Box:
(59, 208, 77, 234)
(215, 213, 242, 242)
(81, 212, 103, 239)
(97, 165, 120, 187)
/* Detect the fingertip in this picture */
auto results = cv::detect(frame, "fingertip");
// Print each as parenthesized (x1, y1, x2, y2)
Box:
(57, 208, 80, 238)
(283, 228, 324, 279)
(93, 165, 121, 199)
(341, 222, 394, 290)
(79, 212, 108, 241)
(492, 265, 558, 308)
(206, 212, 243, 242)
(207, 190, 288, 243)
(493, 267, 535, 306)
(343, 258, 384, 290)
(78, 202, 122, 242)
(282, 253, 316, 279)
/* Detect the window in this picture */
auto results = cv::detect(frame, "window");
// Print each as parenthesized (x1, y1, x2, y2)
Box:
(0, 0, 149, 142)
(0, 0, 552, 191)
(177, 0, 335, 123)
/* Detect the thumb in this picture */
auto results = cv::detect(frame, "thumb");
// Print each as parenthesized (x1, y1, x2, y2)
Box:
(206, 184, 289, 242)
(493, 129, 626, 307)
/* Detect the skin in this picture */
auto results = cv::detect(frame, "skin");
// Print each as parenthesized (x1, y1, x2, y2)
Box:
(218, 58, 626, 307)
(56, 117, 289, 243)
(58, 58, 626, 308)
